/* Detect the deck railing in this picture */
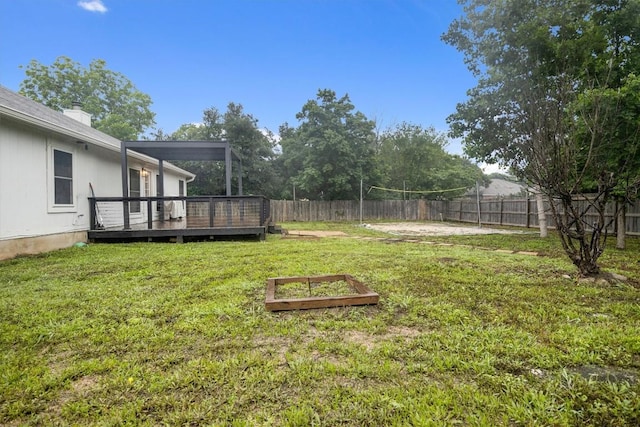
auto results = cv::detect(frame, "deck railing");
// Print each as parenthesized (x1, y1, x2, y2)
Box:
(89, 195, 270, 231)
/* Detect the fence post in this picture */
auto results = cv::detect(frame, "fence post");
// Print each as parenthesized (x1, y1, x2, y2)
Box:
(360, 179, 363, 224)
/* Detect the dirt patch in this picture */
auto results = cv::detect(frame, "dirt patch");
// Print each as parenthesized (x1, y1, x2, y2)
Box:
(48, 375, 100, 416)
(364, 222, 529, 236)
(285, 223, 528, 238)
(387, 326, 422, 338)
(285, 230, 348, 237)
(343, 331, 377, 351)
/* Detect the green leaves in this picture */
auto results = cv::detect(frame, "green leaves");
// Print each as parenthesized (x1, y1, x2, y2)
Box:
(377, 123, 483, 199)
(279, 89, 379, 200)
(443, 0, 640, 275)
(169, 103, 281, 197)
(19, 56, 156, 140)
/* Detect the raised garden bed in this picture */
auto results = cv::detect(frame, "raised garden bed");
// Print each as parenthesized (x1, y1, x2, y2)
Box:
(265, 274, 379, 311)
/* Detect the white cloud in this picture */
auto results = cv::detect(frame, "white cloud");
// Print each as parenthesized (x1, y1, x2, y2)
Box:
(78, 0, 108, 13)
(480, 162, 510, 175)
(260, 128, 280, 142)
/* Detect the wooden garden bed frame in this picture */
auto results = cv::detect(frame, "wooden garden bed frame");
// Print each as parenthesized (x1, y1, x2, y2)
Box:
(265, 274, 379, 311)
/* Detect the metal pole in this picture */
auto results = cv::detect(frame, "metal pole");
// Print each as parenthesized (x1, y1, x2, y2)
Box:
(476, 180, 482, 228)
(360, 179, 363, 224)
(225, 143, 232, 196)
(238, 160, 243, 196)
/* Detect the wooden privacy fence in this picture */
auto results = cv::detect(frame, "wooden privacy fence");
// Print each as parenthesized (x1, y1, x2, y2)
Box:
(428, 197, 640, 236)
(270, 200, 428, 222)
(270, 198, 640, 236)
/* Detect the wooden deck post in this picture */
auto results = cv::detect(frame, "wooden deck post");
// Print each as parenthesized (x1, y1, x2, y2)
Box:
(89, 197, 96, 230)
(158, 159, 165, 222)
(146, 198, 153, 229)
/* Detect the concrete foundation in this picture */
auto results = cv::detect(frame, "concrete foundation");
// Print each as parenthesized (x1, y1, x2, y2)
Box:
(0, 231, 88, 261)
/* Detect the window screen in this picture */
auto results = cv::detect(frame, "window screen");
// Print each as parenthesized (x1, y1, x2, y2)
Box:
(53, 150, 73, 205)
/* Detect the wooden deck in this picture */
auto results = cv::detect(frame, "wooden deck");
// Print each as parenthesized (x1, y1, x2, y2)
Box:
(88, 196, 271, 242)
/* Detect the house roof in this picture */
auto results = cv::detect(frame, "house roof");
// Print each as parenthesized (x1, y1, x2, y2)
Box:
(0, 85, 194, 179)
(479, 178, 526, 197)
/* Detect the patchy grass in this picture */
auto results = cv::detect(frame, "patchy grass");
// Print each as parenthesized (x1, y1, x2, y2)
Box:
(275, 279, 356, 299)
(1, 223, 639, 425)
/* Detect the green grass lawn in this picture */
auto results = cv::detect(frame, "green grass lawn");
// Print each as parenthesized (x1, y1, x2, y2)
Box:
(1, 222, 639, 426)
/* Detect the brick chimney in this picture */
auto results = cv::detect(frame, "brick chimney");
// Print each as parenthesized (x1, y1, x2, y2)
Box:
(63, 101, 92, 127)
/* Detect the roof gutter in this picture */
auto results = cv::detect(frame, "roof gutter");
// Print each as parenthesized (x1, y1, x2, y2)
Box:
(0, 104, 116, 151)
(0, 104, 195, 179)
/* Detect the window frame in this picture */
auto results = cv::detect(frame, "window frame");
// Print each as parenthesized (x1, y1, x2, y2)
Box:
(47, 144, 77, 213)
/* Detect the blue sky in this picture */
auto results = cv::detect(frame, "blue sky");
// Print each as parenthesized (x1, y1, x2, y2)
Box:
(0, 0, 478, 156)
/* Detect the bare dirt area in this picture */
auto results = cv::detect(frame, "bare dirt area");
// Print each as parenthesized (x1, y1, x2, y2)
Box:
(285, 230, 348, 237)
(363, 222, 530, 236)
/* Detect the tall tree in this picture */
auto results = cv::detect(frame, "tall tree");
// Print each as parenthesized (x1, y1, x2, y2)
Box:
(169, 104, 280, 197)
(443, 0, 640, 276)
(377, 123, 483, 199)
(19, 56, 155, 140)
(223, 103, 280, 197)
(279, 89, 379, 200)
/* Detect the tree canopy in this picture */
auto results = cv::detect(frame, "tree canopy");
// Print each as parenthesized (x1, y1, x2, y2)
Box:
(222, 103, 280, 197)
(443, 0, 640, 275)
(278, 89, 380, 200)
(17, 55, 496, 209)
(376, 123, 483, 199)
(166, 103, 280, 197)
(19, 56, 155, 140)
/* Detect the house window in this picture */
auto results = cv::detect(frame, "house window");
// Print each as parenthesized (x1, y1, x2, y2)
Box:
(129, 168, 141, 213)
(53, 149, 73, 205)
(179, 180, 185, 197)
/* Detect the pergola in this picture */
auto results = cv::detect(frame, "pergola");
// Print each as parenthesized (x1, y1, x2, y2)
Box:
(120, 140, 243, 229)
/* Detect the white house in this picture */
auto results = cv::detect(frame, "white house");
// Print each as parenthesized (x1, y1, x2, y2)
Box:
(471, 178, 527, 199)
(0, 85, 195, 260)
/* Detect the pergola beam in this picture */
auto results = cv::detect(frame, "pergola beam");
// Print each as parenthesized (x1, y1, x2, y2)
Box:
(120, 140, 243, 229)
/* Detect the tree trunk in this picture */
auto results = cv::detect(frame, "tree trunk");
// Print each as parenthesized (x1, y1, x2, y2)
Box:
(578, 258, 601, 276)
(549, 196, 603, 278)
(535, 191, 548, 238)
(616, 200, 626, 250)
